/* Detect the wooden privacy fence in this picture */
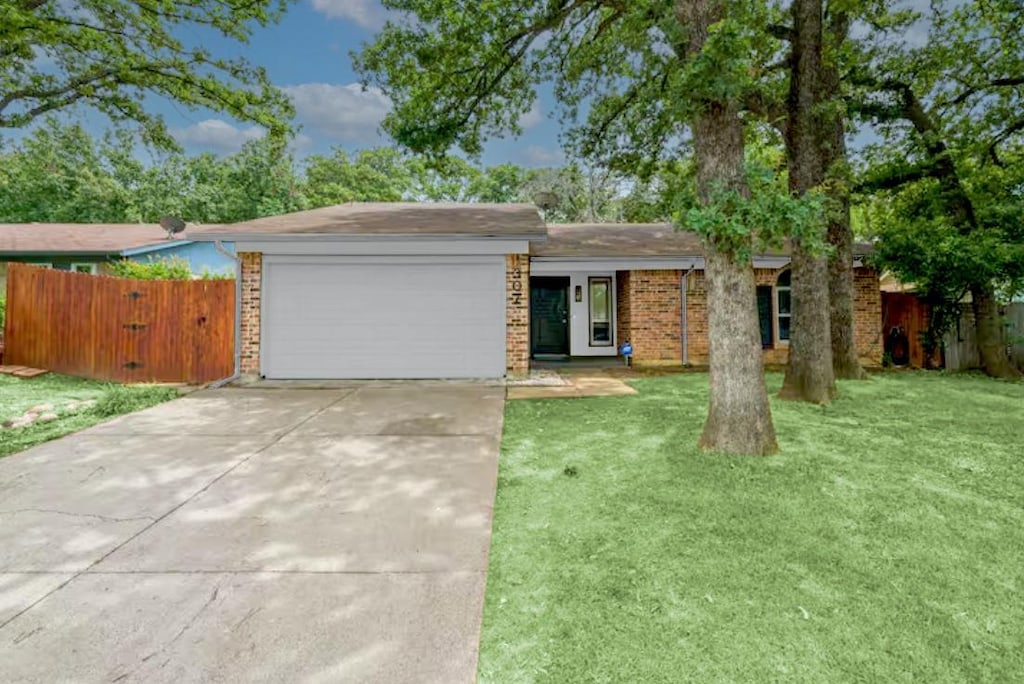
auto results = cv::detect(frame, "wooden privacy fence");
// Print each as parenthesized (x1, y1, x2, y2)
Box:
(3, 263, 234, 384)
(945, 302, 1024, 371)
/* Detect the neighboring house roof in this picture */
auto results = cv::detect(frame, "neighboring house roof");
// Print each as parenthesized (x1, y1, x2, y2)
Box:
(535, 223, 875, 259)
(0, 223, 189, 256)
(187, 202, 548, 239)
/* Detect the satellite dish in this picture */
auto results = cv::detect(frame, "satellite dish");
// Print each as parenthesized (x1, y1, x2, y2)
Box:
(533, 191, 559, 211)
(160, 216, 186, 240)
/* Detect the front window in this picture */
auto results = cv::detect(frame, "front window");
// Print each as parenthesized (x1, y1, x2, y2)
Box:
(776, 269, 792, 343)
(71, 263, 97, 275)
(589, 277, 612, 346)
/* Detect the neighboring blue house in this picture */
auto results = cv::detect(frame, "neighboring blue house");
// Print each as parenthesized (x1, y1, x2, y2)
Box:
(0, 223, 235, 291)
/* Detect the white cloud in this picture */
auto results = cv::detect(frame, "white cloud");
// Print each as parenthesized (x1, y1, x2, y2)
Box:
(524, 145, 565, 167)
(519, 100, 543, 129)
(171, 119, 264, 153)
(310, 0, 384, 28)
(283, 82, 392, 143)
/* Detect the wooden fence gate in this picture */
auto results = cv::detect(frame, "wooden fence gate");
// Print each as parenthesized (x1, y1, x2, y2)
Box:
(3, 263, 234, 384)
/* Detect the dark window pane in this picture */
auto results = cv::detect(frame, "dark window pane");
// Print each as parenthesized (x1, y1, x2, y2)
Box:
(778, 290, 791, 315)
(777, 269, 791, 287)
(756, 286, 773, 348)
(779, 316, 791, 341)
(593, 322, 611, 342)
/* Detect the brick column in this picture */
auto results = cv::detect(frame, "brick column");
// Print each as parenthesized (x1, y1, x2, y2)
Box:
(506, 254, 530, 377)
(854, 267, 883, 365)
(240, 252, 262, 376)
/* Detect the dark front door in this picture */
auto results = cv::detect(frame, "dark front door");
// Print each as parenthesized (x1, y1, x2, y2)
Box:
(531, 277, 570, 355)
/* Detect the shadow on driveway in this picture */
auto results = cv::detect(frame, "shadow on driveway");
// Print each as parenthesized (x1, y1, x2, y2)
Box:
(0, 383, 505, 683)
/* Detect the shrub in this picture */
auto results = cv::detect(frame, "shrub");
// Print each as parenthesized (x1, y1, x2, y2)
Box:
(109, 256, 194, 280)
(0, 296, 5, 331)
(92, 384, 178, 418)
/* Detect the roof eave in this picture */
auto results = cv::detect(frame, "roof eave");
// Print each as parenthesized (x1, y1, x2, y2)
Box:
(0, 250, 121, 258)
(187, 232, 547, 242)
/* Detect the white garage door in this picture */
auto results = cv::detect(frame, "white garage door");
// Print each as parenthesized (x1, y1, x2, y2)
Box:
(261, 257, 506, 379)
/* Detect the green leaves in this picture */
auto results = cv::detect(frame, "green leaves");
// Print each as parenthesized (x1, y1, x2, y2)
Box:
(682, 161, 827, 262)
(0, 0, 295, 149)
(0, 120, 305, 223)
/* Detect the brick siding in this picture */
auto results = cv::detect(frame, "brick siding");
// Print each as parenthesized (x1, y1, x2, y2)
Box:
(506, 254, 530, 377)
(239, 252, 262, 376)
(619, 269, 684, 364)
(854, 267, 883, 365)
(621, 265, 882, 367)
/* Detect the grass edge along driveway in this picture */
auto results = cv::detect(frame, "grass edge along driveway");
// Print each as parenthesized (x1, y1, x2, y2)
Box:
(479, 372, 1024, 683)
(0, 374, 178, 458)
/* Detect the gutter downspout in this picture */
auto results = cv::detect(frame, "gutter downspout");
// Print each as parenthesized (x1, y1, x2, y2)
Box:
(681, 265, 696, 366)
(208, 241, 242, 388)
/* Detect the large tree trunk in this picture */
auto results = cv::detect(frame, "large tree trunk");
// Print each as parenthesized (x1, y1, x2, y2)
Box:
(699, 248, 778, 455)
(825, 89, 867, 379)
(679, 1, 774, 458)
(680, 0, 777, 456)
(779, 0, 836, 403)
(972, 283, 1018, 378)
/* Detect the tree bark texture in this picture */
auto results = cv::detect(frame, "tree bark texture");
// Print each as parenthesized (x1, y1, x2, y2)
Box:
(679, 0, 778, 456)
(780, 0, 837, 403)
(826, 115, 867, 379)
(971, 283, 1018, 378)
(820, 11, 866, 380)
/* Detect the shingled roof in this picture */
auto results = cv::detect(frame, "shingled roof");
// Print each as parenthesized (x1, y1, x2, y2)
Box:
(0, 224, 186, 255)
(188, 202, 547, 238)
(533, 223, 874, 259)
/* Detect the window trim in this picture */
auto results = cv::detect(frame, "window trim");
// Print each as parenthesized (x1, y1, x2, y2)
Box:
(588, 276, 613, 347)
(71, 262, 98, 275)
(776, 269, 791, 345)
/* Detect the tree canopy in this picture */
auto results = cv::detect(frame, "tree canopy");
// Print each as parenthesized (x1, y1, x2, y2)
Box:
(0, 119, 675, 224)
(0, 0, 294, 148)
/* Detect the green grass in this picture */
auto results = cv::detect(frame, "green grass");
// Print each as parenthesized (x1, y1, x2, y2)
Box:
(0, 374, 178, 458)
(479, 372, 1024, 683)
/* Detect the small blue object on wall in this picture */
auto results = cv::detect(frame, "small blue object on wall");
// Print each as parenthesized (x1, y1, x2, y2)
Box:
(619, 341, 633, 366)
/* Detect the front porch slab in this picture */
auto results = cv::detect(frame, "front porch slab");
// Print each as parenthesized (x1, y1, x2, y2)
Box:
(506, 372, 637, 400)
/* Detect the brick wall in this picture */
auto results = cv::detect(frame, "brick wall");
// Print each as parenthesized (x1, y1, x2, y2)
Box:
(624, 265, 882, 367)
(854, 267, 883, 365)
(683, 270, 708, 365)
(506, 254, 530, 377)
(621, 269, 684, 364)
(239, 252, 262, 376)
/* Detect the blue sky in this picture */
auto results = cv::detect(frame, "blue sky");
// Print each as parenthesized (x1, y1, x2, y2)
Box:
(15, 0, 934, 168)
(153, 0, 565, 167)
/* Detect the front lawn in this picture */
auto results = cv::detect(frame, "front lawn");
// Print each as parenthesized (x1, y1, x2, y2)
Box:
(0, 374, 178, 458)
(480, 372, 1024, 683)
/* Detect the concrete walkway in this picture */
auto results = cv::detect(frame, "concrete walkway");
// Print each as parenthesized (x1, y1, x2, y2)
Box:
(0, 383, 505, 683)
(506, 371, 638, 400)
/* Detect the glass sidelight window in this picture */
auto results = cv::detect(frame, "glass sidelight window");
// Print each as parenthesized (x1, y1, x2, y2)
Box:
(589, 277, 612, 346)
(776, 269, 792, 342)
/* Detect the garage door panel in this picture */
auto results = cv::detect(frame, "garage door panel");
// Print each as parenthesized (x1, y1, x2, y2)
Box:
(262, 259, 505, 379)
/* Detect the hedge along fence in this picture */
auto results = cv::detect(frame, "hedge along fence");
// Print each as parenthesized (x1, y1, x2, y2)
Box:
(3, 263, 234, 384)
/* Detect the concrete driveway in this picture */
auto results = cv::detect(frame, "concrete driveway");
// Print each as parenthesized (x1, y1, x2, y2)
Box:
(0, 383, 505, 683)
